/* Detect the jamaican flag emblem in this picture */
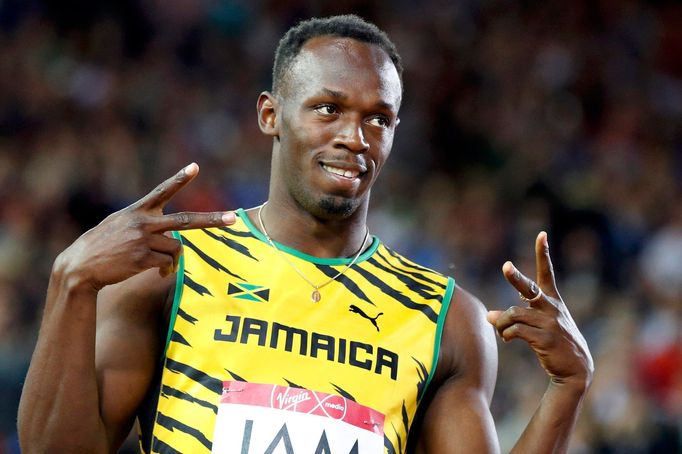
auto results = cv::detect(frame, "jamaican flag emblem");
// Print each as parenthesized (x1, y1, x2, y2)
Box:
(227, 282, 270, 302)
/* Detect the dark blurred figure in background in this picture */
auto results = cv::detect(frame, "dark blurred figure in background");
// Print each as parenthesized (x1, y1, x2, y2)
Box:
(0, 1, 680, 453)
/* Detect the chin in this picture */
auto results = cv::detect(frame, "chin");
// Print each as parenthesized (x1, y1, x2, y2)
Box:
(318, 196, 356, 218)
(290, 184, 365, 220)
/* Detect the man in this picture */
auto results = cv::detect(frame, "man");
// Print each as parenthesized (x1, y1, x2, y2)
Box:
(18, 15, 592, 453)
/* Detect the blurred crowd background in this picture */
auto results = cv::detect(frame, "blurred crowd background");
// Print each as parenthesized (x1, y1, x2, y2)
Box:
(0, 0, 680, 452)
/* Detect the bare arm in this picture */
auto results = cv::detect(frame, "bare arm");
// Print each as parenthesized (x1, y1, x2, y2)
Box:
(414, 286, 500, 453)
(95, 270, 175, 449)
(416, 232, 593, 453)
(18, 164, 235, 453)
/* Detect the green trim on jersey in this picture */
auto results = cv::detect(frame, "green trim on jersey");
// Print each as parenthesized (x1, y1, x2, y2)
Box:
(424, 277, 455, 394)
(237, 208, 380, 265)
(164, 230, 185, 357)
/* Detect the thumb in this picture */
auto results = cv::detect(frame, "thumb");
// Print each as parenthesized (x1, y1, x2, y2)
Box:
(486, 310, 503, 325)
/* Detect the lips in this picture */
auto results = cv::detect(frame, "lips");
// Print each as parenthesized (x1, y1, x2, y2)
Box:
(320, 161, 367, 180)
(322, 164, 360, 179)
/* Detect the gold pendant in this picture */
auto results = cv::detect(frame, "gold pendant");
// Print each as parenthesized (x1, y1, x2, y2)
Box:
(311, 289, 321, 302)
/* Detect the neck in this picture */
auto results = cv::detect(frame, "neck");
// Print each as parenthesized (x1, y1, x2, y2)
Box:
(247, 199, 370, 259)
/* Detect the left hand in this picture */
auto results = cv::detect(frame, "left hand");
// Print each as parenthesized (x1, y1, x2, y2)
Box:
(487, 231, 594, 387)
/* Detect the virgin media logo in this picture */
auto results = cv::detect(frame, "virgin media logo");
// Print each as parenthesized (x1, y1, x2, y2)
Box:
(269, 386, 347, 420)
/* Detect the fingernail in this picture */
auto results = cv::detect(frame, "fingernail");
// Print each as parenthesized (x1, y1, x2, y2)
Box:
(502, 261, 513, 273)
(184, 163, 198, 175)
(222, 212, 236, 224)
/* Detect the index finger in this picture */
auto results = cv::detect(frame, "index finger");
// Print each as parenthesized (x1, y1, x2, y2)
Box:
(151, 210, 236, 232)
(138, 163, 199, 210)
(502, 261, 551, 310)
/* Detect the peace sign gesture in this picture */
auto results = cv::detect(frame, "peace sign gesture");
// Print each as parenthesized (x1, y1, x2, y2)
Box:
(59, 163, 235, 293)
(487, 232, 594, 385)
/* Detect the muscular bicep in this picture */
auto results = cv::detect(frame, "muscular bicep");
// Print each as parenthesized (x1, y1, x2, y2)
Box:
(95, 269, 174, 449)
(415, 286, 500, 453)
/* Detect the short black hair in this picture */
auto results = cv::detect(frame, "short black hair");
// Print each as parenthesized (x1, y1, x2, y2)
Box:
(272, 15, 403, 94)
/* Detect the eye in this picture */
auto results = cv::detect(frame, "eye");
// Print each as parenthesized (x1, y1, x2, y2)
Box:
(314, 104, 338, 116)
(367, 115, 391, 128)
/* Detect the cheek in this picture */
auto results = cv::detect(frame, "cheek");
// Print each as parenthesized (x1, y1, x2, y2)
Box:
(278, 122, 310, 164)
(303, 121, 337, 147)
(370, 133, 393, 171)
(285, 119, 333, 155)
(373, 152, 390, 176)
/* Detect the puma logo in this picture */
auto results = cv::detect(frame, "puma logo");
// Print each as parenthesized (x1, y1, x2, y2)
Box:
(349, 305, 383, 332)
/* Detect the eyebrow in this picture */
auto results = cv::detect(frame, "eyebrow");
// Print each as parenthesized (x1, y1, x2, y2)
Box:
(318, 87, 396, 112)
(320, 87, 347, 99)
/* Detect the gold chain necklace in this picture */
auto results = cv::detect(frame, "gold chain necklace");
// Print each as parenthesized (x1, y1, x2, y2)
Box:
(257, 202, 370, 302)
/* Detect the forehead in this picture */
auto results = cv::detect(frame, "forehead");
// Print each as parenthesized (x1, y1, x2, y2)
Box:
(283, 36, 402, 109)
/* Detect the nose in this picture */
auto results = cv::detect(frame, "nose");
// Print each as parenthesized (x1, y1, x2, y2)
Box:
(333, 117, 369, 153)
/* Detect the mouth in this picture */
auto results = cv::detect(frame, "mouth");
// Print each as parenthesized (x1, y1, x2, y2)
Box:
(320, 163, 367, 180)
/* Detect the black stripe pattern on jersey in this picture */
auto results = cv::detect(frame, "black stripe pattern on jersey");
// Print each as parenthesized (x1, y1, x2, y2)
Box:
(283, 378, 305, 389)
(170, 331, 191, 347)
(413, 357, 428, 401)
(201, 228, 258, 261)
(218, 225, 254, 238)
(392, 421, 404, 454)
(164, 358, 222, 395)
(352, 266, 438, 323)
(383, 246, 447, 288)
(160, 385, 217, 414)
(315, 264, 376, 306)
(401, 400, 409, 447)
(152, 435, 182, 454)
(177, 307, 198, 325)
(366, 257, 442, 302)
(155, 412, 212, 450)
(377, 249, 447, 290)
(330, 382, 356, 402)
(225, 368, 247, 382)
(183, 273, 212, 297)
(180, 235, 244, 280)
(385, 429, 400, 454)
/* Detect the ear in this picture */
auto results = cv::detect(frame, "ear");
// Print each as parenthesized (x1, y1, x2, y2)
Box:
(257, 91, 279, 139)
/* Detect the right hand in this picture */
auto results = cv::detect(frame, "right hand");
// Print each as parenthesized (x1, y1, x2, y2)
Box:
(486, 232, 593, 388)
(57, 163, 235, 292)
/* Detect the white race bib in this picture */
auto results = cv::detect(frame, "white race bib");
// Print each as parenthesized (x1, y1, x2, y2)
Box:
(212, 381, 385, 453)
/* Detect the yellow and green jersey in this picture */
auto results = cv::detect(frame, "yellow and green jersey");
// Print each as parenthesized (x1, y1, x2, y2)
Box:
(140, 208, 454, 453)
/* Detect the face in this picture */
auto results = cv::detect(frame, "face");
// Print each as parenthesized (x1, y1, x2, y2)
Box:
(262, 36, 402, 220)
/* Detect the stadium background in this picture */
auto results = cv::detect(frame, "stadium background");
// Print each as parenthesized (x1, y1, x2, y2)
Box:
(0, 0, 680, 452)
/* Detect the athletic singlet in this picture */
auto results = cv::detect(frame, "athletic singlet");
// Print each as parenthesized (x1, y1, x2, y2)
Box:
(140, 209, 454, 453)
